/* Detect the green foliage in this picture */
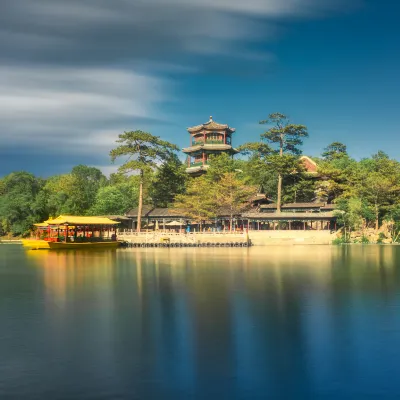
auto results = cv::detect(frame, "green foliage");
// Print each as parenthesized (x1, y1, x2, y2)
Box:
(89, 180, 139, 215)
(260, 112, 308, 156)
(110, 130, 179, 231)
(332, 237, 348, 245)
(282, 178, 316, 203)
(335, 197, 364, 232)
(206, 153, 241, 182)
(149, 154, 187, 207)
(0, 172, 46, 236)
(152, 155, 187, 205)
(42, 165, 106, 216)
(360, 235, 370, 244)
(377, 232, 386, 244)
(215, 173, 257, 229)
(110, 130, 179, 175)
(173, 177, 217, 225)
(322, 142, 347, 161)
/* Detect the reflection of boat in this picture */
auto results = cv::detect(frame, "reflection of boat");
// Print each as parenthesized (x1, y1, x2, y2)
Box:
(21, 215, 121, 250)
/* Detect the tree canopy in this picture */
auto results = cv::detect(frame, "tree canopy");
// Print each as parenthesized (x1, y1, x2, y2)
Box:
(110, 130, 179, 231)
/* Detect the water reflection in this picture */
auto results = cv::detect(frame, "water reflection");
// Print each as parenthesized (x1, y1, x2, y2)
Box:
(1, 246, 400, 398)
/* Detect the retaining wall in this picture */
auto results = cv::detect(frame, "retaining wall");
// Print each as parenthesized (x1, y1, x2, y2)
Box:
(118, 230, 334, 246)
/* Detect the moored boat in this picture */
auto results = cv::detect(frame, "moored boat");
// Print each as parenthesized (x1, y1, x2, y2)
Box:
(21, 216, 121, 250)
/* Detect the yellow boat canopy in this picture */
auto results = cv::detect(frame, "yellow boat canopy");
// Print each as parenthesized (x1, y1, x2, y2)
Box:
(34, 223, 49, 227)
(44, 215, 120, 226)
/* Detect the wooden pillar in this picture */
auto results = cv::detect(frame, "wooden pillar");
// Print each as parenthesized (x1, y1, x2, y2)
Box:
(64, 224, 68, 243)
(273, 222, 276, 230)
(310, 221, 313, 230)
(334, 221, 337, 231)
(304, 222, 306, 230)
(223, 132, 226, 144)
(289, 221, 292, 230)
(202, 151, 205, 165)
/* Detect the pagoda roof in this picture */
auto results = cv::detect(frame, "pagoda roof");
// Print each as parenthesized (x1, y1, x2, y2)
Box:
(182, 144, 239, 154)
(187, 116, 236, 133)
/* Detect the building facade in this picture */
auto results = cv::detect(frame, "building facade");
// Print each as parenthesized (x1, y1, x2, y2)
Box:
(183, 116, 238, 175)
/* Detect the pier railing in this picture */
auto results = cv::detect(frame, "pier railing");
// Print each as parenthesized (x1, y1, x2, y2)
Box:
(117, 230, 248, 245)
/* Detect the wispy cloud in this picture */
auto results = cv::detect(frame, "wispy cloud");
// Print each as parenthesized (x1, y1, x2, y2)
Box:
(0, 0, 361, 174)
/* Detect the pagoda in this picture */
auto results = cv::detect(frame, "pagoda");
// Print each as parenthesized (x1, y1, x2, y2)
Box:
(183, 116, 239, 175)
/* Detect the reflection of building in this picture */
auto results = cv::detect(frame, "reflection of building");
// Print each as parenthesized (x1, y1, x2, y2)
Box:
(183, 116, 238, 176)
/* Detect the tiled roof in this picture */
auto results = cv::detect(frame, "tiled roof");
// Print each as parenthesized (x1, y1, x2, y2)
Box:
(94, 215, 130, 221)
(125, 205, 154, 217)
(321, 204, 337, 210)
(182, 144, 239, 154)
(260, 204, 278, 209)
(242, 212, 336, 220)
(282, 202, 326, 208)
(187, 116, 236, 134)
(259, 202, 325, 209)
(148, 208, 187, 218)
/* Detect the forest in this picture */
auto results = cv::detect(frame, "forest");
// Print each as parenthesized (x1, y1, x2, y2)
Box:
(1, 113, 400, 239)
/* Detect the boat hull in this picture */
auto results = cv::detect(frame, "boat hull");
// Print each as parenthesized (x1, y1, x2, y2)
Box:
(21, 240, 120, 250)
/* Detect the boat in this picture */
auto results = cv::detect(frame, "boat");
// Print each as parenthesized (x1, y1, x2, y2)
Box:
(21, 216, 121, 250)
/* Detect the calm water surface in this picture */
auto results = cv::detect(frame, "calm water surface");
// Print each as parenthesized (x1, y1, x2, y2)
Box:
(1, 245, 400, 399)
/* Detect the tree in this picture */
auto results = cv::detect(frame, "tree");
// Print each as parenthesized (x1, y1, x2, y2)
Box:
(89, 180, 139, 215)
(356, 153, 400, 229)
(260, 113, 308, 212)
(206, 153, 241, 182)
(322, 142, 347, 160)
(282, 178, 316, 203)
(315, 155, 360, 202)
(110, 130, 179, 231)
(42, 165, 106, 216)
(173, 176, 217, 230)
(0, 172, 46, 236)
(70, 165, 107, 213)
(238, 141, 273, 187)
(149, 154, 187, 207)
(215, 173, 257, 231)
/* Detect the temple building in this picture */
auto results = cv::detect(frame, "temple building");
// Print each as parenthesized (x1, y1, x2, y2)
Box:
(183, 116, 238, 175)
(123, 119, 338, 232)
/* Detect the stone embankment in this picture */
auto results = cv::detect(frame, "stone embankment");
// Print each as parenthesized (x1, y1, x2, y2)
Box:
(334, 222, 398, 244)
(118, 230, 334, 247)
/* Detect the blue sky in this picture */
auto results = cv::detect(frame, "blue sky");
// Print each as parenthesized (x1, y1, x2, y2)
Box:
(0, 0, 399, 176)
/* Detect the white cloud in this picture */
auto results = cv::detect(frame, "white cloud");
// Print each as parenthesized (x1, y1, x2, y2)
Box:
(0, 66, 166, 153)
(0, 0, 361, 172)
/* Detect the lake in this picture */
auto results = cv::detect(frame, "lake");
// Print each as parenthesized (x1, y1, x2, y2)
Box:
(1, 245, 400, 399)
